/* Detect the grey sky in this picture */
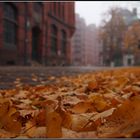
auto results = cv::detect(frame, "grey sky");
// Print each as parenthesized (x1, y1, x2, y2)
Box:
(75, 1, 139, 26)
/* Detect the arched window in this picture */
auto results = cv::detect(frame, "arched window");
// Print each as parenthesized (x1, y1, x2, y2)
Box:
(4, 3, 17, 45)
(61, 30, 67, 55)
(51, 25, 57, 54)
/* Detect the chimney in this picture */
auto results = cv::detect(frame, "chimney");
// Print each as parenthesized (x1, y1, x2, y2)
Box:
(133, 8, 137, 16)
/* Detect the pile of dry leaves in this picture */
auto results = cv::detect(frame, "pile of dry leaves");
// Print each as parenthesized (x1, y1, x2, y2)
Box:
(0, 67, 140, 138)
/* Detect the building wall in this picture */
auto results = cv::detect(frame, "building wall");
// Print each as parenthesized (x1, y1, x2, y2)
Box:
(71, 14, 101, 66)
(0, 2, 75, 66)
(84, 25, 102, 66)
(71, 14, 86, 66)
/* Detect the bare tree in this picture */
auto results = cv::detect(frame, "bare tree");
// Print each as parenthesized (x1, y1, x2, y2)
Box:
(123, 21, 140, 65)
(99, 7, 127, 66)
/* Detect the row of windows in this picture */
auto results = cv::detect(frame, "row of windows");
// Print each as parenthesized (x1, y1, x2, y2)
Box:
(3, 3, 67, 55)
(34, 2, 42, 15)
(3, 3, 17, 44)
(51, 25, 67, 55)
(4, 20, 17, 44)
(51, 2, 65, 20)
(33, 2, 65, 21)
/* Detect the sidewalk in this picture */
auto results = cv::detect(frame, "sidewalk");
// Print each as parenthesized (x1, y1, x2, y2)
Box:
(0, 66, 127, 89)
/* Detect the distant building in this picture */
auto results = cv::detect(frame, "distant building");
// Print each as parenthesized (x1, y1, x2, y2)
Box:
(71, 14, 101, 66)
(100, 7, 139, 67)
(71, 14, 86, 66)
(85, 24, 101, 66)
(123, 21, 140, 66)
(0, 2, 75, 66)
(121, 8, 140, 66)
(120, 8, 139, 26)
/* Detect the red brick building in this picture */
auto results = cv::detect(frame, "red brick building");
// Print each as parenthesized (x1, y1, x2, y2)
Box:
(0, 2, 75, 65)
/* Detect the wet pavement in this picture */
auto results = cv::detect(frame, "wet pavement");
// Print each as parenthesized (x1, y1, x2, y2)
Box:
(0, 66, 110, 89)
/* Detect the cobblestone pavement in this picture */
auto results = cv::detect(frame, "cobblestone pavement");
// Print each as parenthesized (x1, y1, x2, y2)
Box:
(0, 66, 111, 89)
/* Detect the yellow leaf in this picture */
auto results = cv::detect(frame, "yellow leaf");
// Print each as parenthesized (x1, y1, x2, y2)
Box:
(70, 101, 96, 113)
(46, 106, 62, 138)
(7, 107, 17, 117)
(87, 80, 98, 91)
(35, 109, 46, 126)
(71, 113, 97, 132)
(0, 129, 17, 138)
(25, 122, 46, 138)
(89, 95, 108, 112)
(98, 95, 140, 138)
(3, 116, 21, 134)
(0, 101, 21, 134)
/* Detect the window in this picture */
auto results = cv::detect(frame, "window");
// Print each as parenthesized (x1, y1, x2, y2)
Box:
(128, 58, 132, 65)
(33, 3, 43, 23)
(61, 30, 67, 55)
(53, 2, 56, 15)
(51, 25, 57, 54)
(4, 3, 17, 45)
(62, 3, 65, 20)
(58, 2, 61, 17)
(34, 2, 42, 15)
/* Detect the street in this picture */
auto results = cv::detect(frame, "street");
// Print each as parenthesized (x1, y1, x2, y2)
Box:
(0, 66, 111, 89)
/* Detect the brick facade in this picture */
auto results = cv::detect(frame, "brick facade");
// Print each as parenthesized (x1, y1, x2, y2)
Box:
(0, 2, 75, 66)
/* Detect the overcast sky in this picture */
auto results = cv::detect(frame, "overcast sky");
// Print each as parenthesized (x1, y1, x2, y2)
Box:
(75, 1, 139, 26)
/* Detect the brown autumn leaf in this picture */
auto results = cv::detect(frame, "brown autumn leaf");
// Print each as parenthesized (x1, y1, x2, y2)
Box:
(3, 115, 21, 134)
(35, 109, 46, 126)
(0, 129, 17, 138)
(110, 98, 121, 107)
(24, 121, 46, 138)
(7, 107, 17, 116)
(70, 113, 98, 132)
(97, 95, 140, 138)
(110, 77, 129, 89)
(15, 90, 27, 99)
(0, 102, 9, 119)
(89, 94, 108, 112)
(46, 105, 62, 138)
(0, 67, 139, 138)
(70, 101, 96, 114)
(54, 96, 73, 130)
(86, 80, 98, 91)
(73, 108, 116, 132)
(62, 127, 97, 138)
(0, 97, 11, 105)
(62, 95, 81, 105)
(56, 106, 72, 129)
(32, 99, 56, 109)
(0, 101, 22, 134)
(0, 102, 10, 129)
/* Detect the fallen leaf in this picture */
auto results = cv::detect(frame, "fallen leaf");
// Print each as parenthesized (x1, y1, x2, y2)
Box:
(97, 95, 140, 138)
(70, 101, 96, 113)
(46, 106, 62, 138)
(87, 80, 98, 91)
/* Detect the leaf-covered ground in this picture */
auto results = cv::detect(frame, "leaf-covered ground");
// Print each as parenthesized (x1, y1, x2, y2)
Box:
(0, 67, 140, 138)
